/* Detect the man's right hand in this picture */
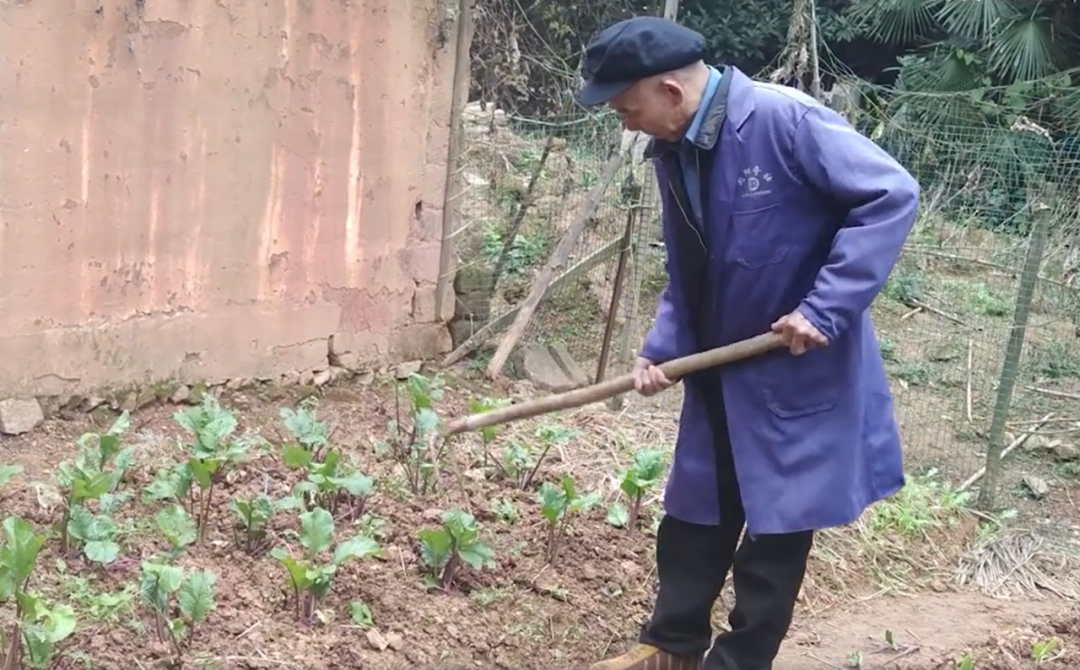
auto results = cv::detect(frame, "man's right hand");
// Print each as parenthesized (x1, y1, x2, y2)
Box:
(632, 356, 673, 396)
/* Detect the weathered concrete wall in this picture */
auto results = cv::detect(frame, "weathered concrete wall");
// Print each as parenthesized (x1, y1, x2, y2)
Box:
(0, 0, 460, 398)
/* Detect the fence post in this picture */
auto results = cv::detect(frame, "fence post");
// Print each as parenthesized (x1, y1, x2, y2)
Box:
(595, 185, 642, 383)
(977, 192, 1052, 510)
(434, 0, 475, 323)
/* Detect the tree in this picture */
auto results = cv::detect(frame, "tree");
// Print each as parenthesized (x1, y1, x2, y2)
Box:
(846, 0, 1080, 89)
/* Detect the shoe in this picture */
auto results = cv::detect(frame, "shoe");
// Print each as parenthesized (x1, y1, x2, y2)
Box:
(589, 644, 703, 670)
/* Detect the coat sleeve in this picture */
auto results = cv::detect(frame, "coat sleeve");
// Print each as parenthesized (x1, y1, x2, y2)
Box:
(791, 104, 920, 342)
(639, 160, 692, 365)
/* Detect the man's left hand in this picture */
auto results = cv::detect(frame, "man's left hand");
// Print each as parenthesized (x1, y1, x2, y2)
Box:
(771, 310, 828, 356)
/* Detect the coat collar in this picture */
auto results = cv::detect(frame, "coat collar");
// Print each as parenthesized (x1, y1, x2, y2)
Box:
(643, 65, 755, 159)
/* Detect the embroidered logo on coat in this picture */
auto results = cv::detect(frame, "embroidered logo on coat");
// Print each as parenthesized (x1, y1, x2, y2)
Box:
(737, 165, 773, 197)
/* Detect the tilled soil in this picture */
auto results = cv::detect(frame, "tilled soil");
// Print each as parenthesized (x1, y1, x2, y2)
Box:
(0, 375, 1077, 670)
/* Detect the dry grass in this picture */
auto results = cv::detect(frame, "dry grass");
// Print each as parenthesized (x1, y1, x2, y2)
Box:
(957, 526, 1080, 600)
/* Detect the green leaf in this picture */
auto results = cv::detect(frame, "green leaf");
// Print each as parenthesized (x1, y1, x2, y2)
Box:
(280, 406, 329, 450)
(935, 0, 1017, 41)
(414, 408, 439, 435)
(847, 0, 942, 44)
(270, 547, 312, 591)
(535, 424, 577, 445)
(571, 490, 601, 513)
(456, 541, 495, 571)
(142, 462, 193, 502)
(330, 471, 374, 497)
(276, 495, 304, 512)
(441, 508, 477, 539)
(139, 561, 184, 612)
(0, 516, 49, 587)
(417, 528, 452, 568)
(230, 494, 275, 528)
(187, 457, 218, 491)
(168, 617, 188, 640)
(348, 600, 374, 629)
(178, 570, 216, 623)
(106, 410, 131, 438)
(154, 504, 198, 550)
(0, 464, 23, 488)
(84, 540, 120, 565)
(307, 564, 336, 600)
(332, 536, 381, 565)
(20, 600, 77, 668)
(71, 471, 111, 502)
(298, 508, 334, 555)
(606, 503, 629, 528)
(65, 505, 96, 542)
(97, 491, 130, 515)
(40, 601, 77, 642)
(537, 481, 567, 524)
(281, 444, 313, 470)
(620, 449, 666, 498)
(988, 14, 1061, 82)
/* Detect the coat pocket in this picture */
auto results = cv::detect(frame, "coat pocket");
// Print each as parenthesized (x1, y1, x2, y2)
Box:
(758, 348, 843, 418)
(730, 203, 791, 270)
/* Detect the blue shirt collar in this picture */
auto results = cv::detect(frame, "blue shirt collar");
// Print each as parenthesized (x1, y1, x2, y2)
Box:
(684, 66, 722, 145)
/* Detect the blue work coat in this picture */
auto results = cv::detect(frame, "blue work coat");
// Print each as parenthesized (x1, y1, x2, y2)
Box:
(640, 66, 919, 535)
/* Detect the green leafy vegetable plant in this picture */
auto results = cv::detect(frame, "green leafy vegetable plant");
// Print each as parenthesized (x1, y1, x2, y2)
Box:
(467, 397, 511, 468)
(229, 493, 282, 555)
(279, 404, 374, 520)
(64, 493, 128, 566)
(380, 373, 447, 495)
(608, 449, 666, 532)
(153, 503, 199, 556)
(282, 446, 374, 522)
(495, 424, 577, 490)
(270, 507, 381, 623)
(0, 516, 78, 670)
(144, 395, 263, 546)
(538, 475, 600, 563)
(417, 508, 495, 590)
(347, 600, 374, 629)
(52, 412, 134, 563)
(138, 559, 217, 657)
(279, 401, 331, 461)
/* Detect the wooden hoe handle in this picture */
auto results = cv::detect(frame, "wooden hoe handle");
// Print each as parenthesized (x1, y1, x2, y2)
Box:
(440, 331, 786, 437)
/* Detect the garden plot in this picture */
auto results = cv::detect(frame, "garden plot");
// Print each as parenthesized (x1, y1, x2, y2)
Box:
(0, 367, 1077, 670)
(0, 374, 674, 670)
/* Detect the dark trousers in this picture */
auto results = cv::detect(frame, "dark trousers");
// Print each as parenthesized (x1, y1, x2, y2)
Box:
(638, 381, 814, 670)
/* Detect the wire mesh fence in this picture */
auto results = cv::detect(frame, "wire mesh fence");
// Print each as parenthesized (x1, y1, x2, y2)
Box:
(823, 64, 1080, 506)
(446, 2, 1080, 509)
(444, 52, 668, 389)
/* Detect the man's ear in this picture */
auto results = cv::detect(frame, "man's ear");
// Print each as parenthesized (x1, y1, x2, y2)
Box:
(656, 76, 685, 105)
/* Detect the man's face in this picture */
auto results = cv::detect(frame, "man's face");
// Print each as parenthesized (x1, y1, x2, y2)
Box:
(608, 76, 686, 141)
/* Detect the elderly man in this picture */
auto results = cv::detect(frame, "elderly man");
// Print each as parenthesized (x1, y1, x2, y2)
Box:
(577, 16, 919, 670)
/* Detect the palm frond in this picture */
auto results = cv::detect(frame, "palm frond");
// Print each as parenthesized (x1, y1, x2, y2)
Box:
(893, 44, 986, 92)
(846, 0, 943, 44)
(989, 14, 1063, 82)
(935, 0, 1019, 42)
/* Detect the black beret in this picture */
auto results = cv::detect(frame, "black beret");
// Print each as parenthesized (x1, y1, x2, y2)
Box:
(577, 16, 706, 106)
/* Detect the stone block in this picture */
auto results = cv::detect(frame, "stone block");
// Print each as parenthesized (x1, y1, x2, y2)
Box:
(0, 397, 45, 435)
(511, 343, 590, 393)
(389, 323, 452, 359)
(448, 318, 484, 348)
(548, 343, 590, 387)
(411, 285, 440, 322)
(453, 265, 494, 294)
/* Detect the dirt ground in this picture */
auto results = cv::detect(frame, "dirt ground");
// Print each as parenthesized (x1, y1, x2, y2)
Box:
(777, 592, 1077, 669)
(1, 367, 1078, 670)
